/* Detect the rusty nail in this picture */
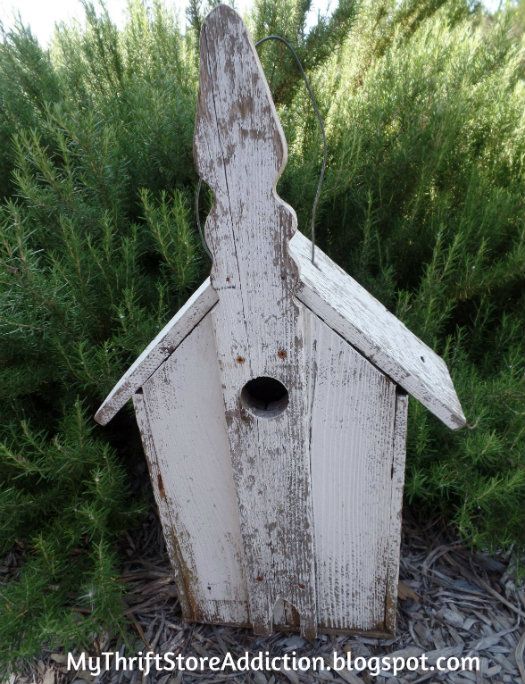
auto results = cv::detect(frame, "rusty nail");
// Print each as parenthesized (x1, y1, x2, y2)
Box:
(236, 356, 245, 365)
(278, 349, 287, 359)
(256, 576, 263, 582)
(298, 583, 305, 589)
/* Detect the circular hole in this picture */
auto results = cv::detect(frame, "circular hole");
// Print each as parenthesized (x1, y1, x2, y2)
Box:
(241, 376, 289, 418)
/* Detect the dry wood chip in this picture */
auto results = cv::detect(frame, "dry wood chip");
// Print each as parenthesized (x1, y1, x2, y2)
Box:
(481, 624, 494, 637)
(192, 642, 210, 658)
(423, 645, 462, 666)
(432, 627, 446, 650)
(504, 632, 519, 649)
(398, 582, 420, 602)
(462, 618, 477, 632)
(332, 669, 363, 684)
(278, 635, 306, 651)
(410, 673, 442, 683)
(491, 647, 513, 657)
(515, 631, 525, 684)
(473, 626, 519, 651)
(423, 544, 463, 576)
(278, 668, 300, 684)
(475, 554, 506, 573)
(485, 664, 502, 676)
(450, 673, 476, 682)
(493, 615, 514, 630)
(151, 614, 165, 651)
(475, 612, 494, 627)
(312, 673, 338, 682)
(468, 564, 525, 619)
(17, 511, 523, 684)
(408, 620, 425, 649)
(413, 621, 431, 645)
(387, 646, 425, 660)
(447, 626, 464, 647)
(319, 656, 361, 684)
(437, 607, 465, 629)
(490, 652, 517, 672)
(70, 671, 94, 682)
(42, 670, 54, 684)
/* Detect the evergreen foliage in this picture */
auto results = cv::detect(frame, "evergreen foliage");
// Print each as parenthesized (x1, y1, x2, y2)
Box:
(0, 0, 523, 669)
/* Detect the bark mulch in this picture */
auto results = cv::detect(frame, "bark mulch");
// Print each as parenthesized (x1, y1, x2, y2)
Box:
(9, 510, 525, 684)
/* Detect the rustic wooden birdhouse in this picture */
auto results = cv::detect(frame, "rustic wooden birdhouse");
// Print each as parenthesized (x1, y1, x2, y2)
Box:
(95, 4, 465, 640)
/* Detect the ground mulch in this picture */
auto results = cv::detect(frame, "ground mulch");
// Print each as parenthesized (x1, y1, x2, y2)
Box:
(9, 509, 525, 684)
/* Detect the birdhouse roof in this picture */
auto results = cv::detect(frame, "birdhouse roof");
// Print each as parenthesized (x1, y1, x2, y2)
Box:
(95, 228, 465, 430)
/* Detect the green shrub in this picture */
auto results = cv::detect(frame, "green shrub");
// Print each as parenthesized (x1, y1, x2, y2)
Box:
(0, 0, 523, 669)
(286, 0, 525, 551)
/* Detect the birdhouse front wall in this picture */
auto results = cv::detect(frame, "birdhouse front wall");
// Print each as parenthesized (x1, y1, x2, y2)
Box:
(133, 302, 408, 637)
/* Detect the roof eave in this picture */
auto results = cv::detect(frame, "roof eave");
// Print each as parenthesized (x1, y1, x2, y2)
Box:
(289, 231, 466, 430)
(94, 277, 218, 426)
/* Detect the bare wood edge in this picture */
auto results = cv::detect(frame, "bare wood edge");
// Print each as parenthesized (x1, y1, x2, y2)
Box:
(182, 616, 393, 640)
(289, 231, 466, 431)
(132, 392, 194, 620)
(384, 390, 408, 633)
(95, 278, 218, 425)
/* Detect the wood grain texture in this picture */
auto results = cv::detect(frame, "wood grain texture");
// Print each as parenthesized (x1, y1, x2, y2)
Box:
(290, 230, 466, 430)
(304, 306, 398, 633)
(384, 391, 408, 633)
(141, 313, 249, 626)
(134, 303, 405, 634)
(132, 392, 193, 620)
(194, 4, 316, 637)
(95, 278, 218, 426)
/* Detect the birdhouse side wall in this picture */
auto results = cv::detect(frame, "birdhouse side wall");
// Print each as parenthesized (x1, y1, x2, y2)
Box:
(136, 313, 249, 626)
(305, 306, 406, 635)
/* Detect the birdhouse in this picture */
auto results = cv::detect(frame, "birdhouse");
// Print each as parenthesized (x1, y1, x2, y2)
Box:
(95, 5, 465, 640)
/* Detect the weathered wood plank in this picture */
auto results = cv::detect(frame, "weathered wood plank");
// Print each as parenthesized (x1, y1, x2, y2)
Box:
(290, 230, 466, 430)
(132, 391, 193, 620)
(194, 5, 316, 637)
(95, 278, 218, 426)
(141, 313, 249, 626)
(384, 390, 408, 633)
(305, 306, 398, 632)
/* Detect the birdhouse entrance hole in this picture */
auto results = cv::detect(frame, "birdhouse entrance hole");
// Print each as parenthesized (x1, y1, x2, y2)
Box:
(241, 377, 289, 418)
